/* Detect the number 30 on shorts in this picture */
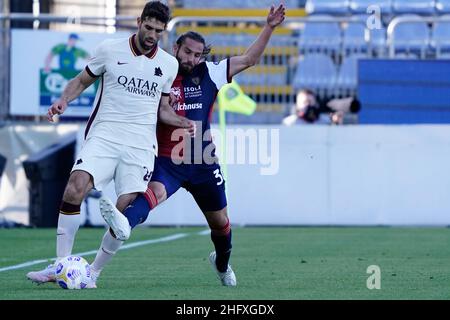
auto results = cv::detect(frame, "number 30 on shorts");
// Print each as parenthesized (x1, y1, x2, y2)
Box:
(213, 169, 224, 186)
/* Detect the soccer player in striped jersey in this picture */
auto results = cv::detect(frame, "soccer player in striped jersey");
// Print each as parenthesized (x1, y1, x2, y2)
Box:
(26, 1, 195, 288)
(99, 4, 286, 287)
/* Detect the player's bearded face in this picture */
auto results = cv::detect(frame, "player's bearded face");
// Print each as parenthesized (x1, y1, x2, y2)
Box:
(175, 39, 204, 74)
(176, 54, 195, 74)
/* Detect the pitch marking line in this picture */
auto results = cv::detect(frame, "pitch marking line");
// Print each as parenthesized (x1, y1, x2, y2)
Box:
(0, 230, 209, 273)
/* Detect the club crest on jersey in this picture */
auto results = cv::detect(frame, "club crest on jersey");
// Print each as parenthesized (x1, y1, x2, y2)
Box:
(170, 87, 182, 109)
(191, 77, 201, 86)
(154, 67, 163, 77)
(171, 87, 181, 99)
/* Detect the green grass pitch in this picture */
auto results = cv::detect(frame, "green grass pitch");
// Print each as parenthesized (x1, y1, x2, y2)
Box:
(1, 227, 450, 300)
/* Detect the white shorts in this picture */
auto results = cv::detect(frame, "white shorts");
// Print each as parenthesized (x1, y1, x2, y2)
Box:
(72, 136, 155, 197)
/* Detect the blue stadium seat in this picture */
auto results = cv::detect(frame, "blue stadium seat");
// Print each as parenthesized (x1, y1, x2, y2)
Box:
(298, 16, 342, 53)
(436, 0, 450, 13)
(391, 15, 430, 54)
(343, 21, 367, 52)
(349, 0, 392, 14)
(437, 52, 450, 59)
(183, 0, 300, 8)
(368, 27, 387, 56)
(305, 0, 351, 15)
(292, 54, 337, 91)
(393, 52, 420, 59)
(337, 53, 367, 90)
(392, 0, 436, 15)
(431, 18, 450, 54)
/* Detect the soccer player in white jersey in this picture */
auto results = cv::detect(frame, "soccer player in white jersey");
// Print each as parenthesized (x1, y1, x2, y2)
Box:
(26, 1, 194, 288)
(98, 4, 286, 287)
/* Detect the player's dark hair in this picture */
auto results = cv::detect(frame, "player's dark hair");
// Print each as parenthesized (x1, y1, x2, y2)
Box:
(141, 1, 171, 25)
(176, 31, 212, 57)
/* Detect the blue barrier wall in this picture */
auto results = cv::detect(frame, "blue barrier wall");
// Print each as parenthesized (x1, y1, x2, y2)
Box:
(358, 59, 450, 124)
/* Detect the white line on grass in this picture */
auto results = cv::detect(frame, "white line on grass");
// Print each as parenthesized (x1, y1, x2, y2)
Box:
(0, 230, 208, 273)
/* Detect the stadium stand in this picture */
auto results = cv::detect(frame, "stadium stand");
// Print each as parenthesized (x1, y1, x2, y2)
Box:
(368, 27, 388, 56)
(336, 53, 367, 93)
(390, 14, 430, 57)
(430, 17, 450, 55)
(182, 0, 301, 9)
(305, 0, 351, 15)
(298, 15, 342, 53)
(349, 0, 393, 14)
(292, 53, 338, 94)
(342, 20, 367, 53)
(392, 0, 436, 15)
(436, 0, 450, 13)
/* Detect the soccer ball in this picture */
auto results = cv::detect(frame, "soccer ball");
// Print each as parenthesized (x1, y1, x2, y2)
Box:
(55, 256, 91, 289)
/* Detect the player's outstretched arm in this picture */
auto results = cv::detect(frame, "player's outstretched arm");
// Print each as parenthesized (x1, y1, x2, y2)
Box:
(228, 4, 285, 77)
(47, 69, 97, 122)
(158, 96, 196, 137)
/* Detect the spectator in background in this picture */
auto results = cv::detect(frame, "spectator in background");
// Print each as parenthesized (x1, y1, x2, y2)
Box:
(282, 88, 361, 126)
(282, 89, 330, 125)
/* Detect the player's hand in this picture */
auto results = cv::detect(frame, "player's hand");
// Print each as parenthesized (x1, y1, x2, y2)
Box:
(169, 92, 178, 108)
(47, 99, 67, 122)
(267, 4, 286, 29)
(183, 119, 197, 138)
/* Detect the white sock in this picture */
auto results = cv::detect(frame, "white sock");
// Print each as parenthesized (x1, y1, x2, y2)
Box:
(91, 229, 123, 272)
(56, 214, 81, 261)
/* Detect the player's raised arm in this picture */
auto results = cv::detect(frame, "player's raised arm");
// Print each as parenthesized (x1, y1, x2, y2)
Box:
(47, 69, 97, 122)
(158, 95, 197, 137)
(228, 4, 285, 78)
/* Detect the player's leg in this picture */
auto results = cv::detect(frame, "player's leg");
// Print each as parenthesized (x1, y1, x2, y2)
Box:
(92, 150, 177, 283)
(205, 208, 236, 287)
(91, 190, 139, 285)
(98, 146, 156, 240)
(26, 170, 93, 284)
(187, 164, 236, 286)
(26, 137, 119, 285)
(204, 207, 232, 271)
(91, 186, 163, 284)
(111, 156, 183, 230)
(56, 170, 94, 260)
(89, 191, 139, 286)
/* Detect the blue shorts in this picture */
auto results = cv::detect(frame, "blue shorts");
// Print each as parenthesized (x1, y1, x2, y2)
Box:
(151, 156, 227, 212)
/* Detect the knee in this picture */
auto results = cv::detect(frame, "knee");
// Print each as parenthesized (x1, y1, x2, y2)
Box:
(116, 193, 138, 212)
(148, 182, 167, 205)
(207, 210, 229, 231)
(64, 181, 86, 203)
(64, 172, 91, 203)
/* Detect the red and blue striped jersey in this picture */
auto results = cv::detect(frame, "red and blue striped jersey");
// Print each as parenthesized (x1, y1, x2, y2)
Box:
(157, 58, 232, 162)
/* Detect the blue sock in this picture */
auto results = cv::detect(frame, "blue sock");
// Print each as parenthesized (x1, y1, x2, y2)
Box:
(123, 193, 154, 228)
(211, 229, 232, 273)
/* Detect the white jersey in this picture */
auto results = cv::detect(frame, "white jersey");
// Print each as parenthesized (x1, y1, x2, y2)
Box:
(84, 34, 178, 154)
